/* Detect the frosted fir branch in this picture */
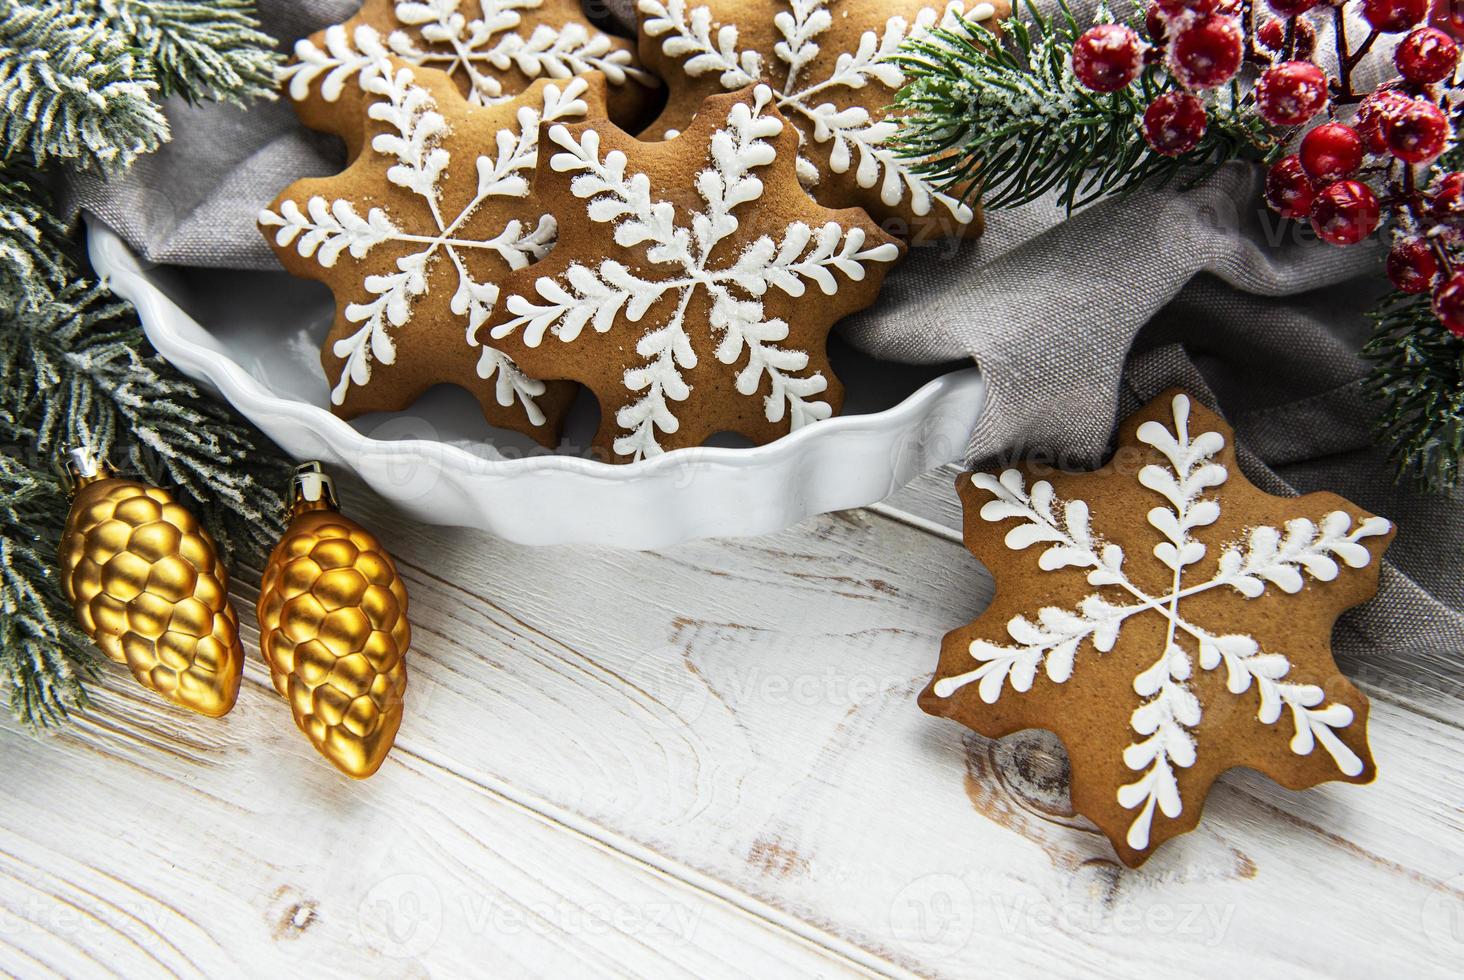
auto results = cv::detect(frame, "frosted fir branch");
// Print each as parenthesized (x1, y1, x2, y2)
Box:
(0, 454, 96, 726)
(0, 0, 169, 171)
(0, 166, 72, 311)
(0, 282, 289, 562)
(100, 0, 280, 105)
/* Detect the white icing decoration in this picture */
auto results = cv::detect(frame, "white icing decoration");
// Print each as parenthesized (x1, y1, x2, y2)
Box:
(280, 0, 651, 106)
(489, 84, 900, 461)
(261, 47, 589, 415)
(932, 393, 1391, 852)
(638, 0, 997, 222)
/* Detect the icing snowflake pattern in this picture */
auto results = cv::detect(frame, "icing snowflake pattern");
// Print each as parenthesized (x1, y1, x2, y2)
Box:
(282, 0, 650, 107)
(931, 393, 1391, 852)
(489, 84, 901, 460)
(261, 55, 590, 415)
(638, 0, 996, 224)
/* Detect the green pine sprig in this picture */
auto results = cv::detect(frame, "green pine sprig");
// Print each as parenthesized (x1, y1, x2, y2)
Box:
(0, 454, 95, 726)
(1364, 291, 1464, 494)
(101, 0, 281, 104)
(888, 0, 1272, 211)
(0, 0, 290, 725)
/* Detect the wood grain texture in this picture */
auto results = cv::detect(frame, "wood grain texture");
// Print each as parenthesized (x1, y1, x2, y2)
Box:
(0, 470, 1459, 978)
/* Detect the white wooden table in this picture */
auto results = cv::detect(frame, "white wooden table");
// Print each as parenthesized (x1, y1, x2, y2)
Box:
(1, 464, 1459, 977)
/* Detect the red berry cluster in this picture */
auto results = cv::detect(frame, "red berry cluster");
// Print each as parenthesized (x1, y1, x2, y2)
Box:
(1070, 0, 1464, 334)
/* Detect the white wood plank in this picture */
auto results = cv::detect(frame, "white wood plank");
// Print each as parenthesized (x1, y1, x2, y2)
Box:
(0, 670, 889, 978)
(320, 488, 1461, 977)
(1, 471, 1458, 978)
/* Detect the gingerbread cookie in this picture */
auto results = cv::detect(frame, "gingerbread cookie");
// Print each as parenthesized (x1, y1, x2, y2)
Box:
(921, 390, 1394, 866)
(281, 0, 657, 130)
(485, 84, 903, 462)
(635, 0, 1008, 241)
(261, 48, 608, 440)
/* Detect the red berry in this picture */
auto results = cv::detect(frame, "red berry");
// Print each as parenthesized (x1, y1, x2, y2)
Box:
(1157, 0, 1220, 12)
(1294, 18, 1318, 58)
(1388, 238, 1442, 292)
(1146, 3, 1170, 42)
(1309, 180, 1381, 245)
(1357, 89, 1411, 153)
(1268, 0, 1317, 14)
(1073, 25, 1145, 92)
(1384, 98, 1451, 162)
(1169, 16, 1245, 88)
(1255, 61, 1330, 126)
(1430, 171, 1464, 230)
(1395, 27, 1461, 82)
(1257, 19, 1284, 50)
(1431, 0, 1464, 39)
(1300, 123, 1364, 180)
(1143, 92, 1208, 155)
(1433, 272, 1464, 335)
(1362, 0, 1428, 32)
(1266, 155, 1316, 217)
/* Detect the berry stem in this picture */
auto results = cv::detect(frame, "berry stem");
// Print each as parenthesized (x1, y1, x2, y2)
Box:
(1333, 7, 1381, 104)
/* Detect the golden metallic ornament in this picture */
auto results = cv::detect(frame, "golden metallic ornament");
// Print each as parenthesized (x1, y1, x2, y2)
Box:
(256, 463, 411, 778)
(56, 448, 244, 717)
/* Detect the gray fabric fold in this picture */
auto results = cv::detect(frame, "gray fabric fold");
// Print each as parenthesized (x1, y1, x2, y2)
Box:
(63, 0, 1464, 674)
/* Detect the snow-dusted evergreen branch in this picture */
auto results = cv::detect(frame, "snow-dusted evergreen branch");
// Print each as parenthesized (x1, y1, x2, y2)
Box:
(0, 0, 169, 170)
(0, 0, 286, 724)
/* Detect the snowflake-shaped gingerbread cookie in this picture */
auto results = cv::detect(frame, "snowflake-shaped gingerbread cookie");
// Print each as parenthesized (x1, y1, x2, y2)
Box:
(486, 84, 903, 462)
(636, 0, 1008, 240)
(282, 0, 656, 127)
(922, 390, 1394, 866)
(261, 49, 607, 439)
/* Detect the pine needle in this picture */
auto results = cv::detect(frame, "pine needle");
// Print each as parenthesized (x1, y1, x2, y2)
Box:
(888, 0, 1271, 212)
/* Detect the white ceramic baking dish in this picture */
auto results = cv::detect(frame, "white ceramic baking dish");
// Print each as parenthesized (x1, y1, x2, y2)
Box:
(88, 218, 986, 548)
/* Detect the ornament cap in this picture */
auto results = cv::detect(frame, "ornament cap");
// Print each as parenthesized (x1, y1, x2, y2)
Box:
(289, 461, 339, 514)
(55, 447, 116, 494)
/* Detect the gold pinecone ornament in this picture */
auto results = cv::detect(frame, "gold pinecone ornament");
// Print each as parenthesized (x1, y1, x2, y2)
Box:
(57, 449, 244, 717)
(256, 463, 411, 778)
